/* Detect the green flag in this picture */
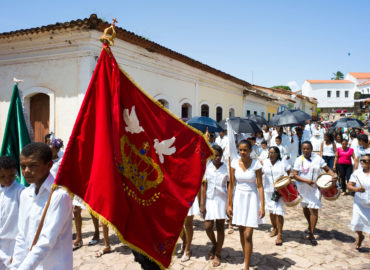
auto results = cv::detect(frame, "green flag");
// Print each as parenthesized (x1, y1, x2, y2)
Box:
(1, 84, 31, 186)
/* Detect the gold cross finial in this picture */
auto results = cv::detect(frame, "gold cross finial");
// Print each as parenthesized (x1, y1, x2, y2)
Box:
(112, 18, 118, 26)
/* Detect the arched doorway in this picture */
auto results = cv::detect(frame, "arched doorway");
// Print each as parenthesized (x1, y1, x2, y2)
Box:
(30, 93, 49, 142)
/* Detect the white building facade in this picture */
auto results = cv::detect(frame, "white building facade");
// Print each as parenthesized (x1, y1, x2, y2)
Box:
(302, 80, 355, 112)
(302, 73, 370, 113)
(0, 15, 285, 144)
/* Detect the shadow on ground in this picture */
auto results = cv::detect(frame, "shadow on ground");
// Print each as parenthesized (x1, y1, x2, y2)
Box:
(315, 229, 356, 243)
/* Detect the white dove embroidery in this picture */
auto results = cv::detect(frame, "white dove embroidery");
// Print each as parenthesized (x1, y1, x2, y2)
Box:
(154, 137, 176, 164)
(123, 106, 144, 134)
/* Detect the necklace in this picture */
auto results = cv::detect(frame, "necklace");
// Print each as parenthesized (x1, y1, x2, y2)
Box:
(301, 155, 312, 174)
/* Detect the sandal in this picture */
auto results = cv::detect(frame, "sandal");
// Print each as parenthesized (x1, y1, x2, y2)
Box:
(88, 239, 99, 246)
(95, 246, 112, 257)
(73, 240, 83, 251)
(212, 255, 221, 267)
(176, 243, 185, 255)
(306, 234, 317, 246)
(227, 227, 234, 234)
(180, 250, 191, 262)
(275, 235, 283, 246)
(208, 245, 216, 260)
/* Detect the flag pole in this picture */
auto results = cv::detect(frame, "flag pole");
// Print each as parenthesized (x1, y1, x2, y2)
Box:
(30, 188, 55, 250)
(30, 17, 118, 250)
(30, 18, 119, 251)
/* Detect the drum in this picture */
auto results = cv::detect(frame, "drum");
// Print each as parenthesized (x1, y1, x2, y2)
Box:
(274, 176, 302, 206)
(316, 173, 340, 200)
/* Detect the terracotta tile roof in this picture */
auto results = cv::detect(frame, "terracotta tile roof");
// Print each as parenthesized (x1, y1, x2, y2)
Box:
(349, 72, 370, 79)
(249, 85, 296, 103)
(358, 80, 370, 86)
(306, 80, 353, 84)
(0, 14, 253, 89)
(242, 88, 278, 102)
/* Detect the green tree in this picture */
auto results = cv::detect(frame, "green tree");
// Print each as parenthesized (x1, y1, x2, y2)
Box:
(272, 85, 291, 91)
(331, 71, 344, 80)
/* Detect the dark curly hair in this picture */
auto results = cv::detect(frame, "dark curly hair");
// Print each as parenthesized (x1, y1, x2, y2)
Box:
(0, 156, 17, 170)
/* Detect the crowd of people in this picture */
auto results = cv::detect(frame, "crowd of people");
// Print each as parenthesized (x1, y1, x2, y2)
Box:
(185, 120, 370, 269)
(0, 120, 369, 269)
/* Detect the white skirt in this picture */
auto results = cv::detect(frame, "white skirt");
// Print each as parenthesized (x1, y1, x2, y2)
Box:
(232, 188, 262, 228)
(351, 202, 370, 234)
(265, 191, 285, 216)
(297, 183, 322, 209)
(204, 192, 227, 220)
(72, 195, 86, 209)
(188, 196, 200, 216)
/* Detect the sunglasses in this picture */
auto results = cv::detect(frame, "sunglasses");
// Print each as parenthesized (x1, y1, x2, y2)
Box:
(360, 160, 370, 163)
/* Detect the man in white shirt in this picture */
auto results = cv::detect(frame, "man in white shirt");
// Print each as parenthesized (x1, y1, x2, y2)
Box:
(304, 120, 314, 138)
(215, 130, 229, 162)
(0, 156, 24, 270)
(270, 127, 292, 150)
(10, 143, 72, 270)
(290, 127, 305, 166)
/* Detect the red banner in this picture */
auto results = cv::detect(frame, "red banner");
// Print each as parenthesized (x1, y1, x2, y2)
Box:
(54, 45, 212, 267)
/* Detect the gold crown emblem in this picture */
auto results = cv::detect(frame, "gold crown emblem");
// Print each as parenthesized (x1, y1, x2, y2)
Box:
(117, 136, 163, 194)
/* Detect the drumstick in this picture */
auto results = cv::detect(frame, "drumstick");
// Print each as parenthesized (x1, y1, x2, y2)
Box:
(311, 168, 315, 186)
(354, 175, 364, 189)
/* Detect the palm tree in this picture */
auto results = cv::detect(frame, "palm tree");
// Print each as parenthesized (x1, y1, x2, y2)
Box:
(331, 71, 344, 80)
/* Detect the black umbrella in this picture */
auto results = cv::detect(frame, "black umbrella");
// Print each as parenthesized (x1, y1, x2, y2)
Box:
(247, 114, 268, 127)
(187, 116, 223, 133)
(269, 110, 311, 126)
(219, 117, 261, 134)
(332, 117, 364, 129)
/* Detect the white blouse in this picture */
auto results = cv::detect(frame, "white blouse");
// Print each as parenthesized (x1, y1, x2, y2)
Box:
(322, 142, 335, 156)
(232, 159, 262, 191)
(262, 159, 291, 193)
(293, 154, 327, 183)
(205, 162, 228, 199)
(349, 169, 370, 207)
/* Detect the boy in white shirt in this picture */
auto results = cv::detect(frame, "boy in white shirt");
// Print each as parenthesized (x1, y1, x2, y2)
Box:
(0, 156, 24, 270)
(275, 136, 289, 161)
(258, 140, 269, 164)
(10, 143, 72, 270)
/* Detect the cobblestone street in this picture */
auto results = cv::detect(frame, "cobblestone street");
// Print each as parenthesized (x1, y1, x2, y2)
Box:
(73, 194, 369, 269)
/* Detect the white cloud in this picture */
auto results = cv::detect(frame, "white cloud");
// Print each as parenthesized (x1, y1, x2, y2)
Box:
(287, 81, 300, 92)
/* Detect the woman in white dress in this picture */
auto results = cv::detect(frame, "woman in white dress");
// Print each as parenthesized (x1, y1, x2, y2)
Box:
(227, 140, 265, 270)
(347, 153, 370, 249)
(310, 123, 323, 152)
(200, 145, 228, 267)
(290, 141, 337, 245)
(262, 146, 291, 245)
